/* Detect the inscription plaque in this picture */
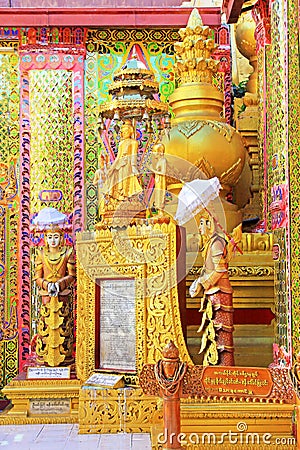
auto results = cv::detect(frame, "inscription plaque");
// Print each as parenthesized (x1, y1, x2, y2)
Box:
(202, 366, 273, 397)
(99, 279, 136, 372)
(29, 398, 70, 415)
(27, 366, 70, 380)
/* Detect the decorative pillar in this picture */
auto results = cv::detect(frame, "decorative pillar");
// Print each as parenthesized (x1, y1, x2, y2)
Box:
(253, 0, 291, 358)
(286, 0, 300, 363)
(234, 8, 261, 222)
(18, 27, 86, 369)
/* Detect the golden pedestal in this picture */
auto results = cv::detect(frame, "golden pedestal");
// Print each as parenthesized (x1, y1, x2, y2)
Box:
(0, 374, 80, 424)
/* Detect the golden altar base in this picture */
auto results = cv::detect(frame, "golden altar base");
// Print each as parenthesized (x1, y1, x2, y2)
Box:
(0, 375, 80, 424)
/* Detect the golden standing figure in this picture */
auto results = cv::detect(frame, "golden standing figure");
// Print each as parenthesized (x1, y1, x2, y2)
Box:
(189, 210, 234, 366)
(104, 120, 142, 200)
(149, 143, 167, 211)
(34, 227, 75, 367)
(93, 154, 107, 198)
(93, 153, 108, 213)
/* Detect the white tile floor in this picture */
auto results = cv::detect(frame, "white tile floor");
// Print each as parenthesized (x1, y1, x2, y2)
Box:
(0, 424, 152, 450)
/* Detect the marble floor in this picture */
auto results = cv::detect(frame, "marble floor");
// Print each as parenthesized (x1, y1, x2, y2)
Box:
(0, 424, 152, 450)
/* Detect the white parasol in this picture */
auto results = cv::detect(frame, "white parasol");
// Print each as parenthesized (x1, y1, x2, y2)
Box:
(32, 207, 68, 229)
(175, 177, 221, 226)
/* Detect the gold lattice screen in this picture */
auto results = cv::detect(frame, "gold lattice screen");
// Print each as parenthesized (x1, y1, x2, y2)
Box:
(29, 69, 74, 213)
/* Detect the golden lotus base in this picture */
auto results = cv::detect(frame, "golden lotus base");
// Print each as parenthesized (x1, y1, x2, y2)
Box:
(0, 374, 80, 424)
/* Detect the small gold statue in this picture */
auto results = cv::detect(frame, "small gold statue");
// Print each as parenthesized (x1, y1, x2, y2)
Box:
(93, 153, 108, 198)
(34, 226, 75, 366)
(149, 143, 167, 211)
(189, 209, 234, 366)
(103, 120, 142, 201)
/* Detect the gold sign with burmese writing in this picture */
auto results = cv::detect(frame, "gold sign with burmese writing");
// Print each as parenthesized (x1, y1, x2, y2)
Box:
(202, 367, 273, 397)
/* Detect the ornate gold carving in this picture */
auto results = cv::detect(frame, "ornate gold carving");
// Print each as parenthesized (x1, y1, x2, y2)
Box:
(192, 156, 215, 180)
(176, 120, 236, 143)
(36, 297, 66, 367)
(176, 121, 206, 138)
(220, 158, 243, 186)
(76, 221, 192, 384)
(78, 387, 162, 434)
(139, 364, 160, 397)
(0, 417, 77, 425)
(189, 266, 274, 277)
(240, 232, 273, 252)
(205, 121, 235, 143)
(229, 266, 274, 277)
(1, 378, 80, 423)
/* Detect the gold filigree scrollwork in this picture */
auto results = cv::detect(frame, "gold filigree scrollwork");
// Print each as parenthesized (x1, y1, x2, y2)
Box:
(78, 387, 162, 434)
(189, 266, 274, 277)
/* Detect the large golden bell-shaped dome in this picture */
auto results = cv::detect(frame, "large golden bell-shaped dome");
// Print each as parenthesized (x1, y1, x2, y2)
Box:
(163, 9, 246, 229)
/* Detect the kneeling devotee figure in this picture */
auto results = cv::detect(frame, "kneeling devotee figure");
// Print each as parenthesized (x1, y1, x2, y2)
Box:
(34, 226, 76, 366)
(189, 209, 234, 366)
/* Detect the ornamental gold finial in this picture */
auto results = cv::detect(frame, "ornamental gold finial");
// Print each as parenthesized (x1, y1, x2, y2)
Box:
(162, 340, 180, 360)
(174, 8, 219, 85)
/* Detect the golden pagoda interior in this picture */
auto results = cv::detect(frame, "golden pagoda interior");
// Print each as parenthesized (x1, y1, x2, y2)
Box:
(0, 0, 299, 448)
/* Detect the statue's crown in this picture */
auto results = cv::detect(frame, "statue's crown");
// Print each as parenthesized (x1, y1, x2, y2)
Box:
(44, 224, 64, 234)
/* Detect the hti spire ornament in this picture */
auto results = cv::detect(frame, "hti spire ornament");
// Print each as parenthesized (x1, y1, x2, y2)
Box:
(174, 9, 219, 85)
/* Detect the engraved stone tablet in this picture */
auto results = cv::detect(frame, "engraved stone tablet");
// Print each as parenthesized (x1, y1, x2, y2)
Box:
(99, 279, 136, 372)
(29, 398, 70, 415)
(27, 366, 70, 380)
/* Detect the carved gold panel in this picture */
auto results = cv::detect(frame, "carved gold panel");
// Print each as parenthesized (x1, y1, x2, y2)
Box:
(78, 387, 162, 434)
(76, 221, 192, 384)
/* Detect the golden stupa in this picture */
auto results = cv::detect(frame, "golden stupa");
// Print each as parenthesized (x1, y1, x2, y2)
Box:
(163, 9, 247, 231)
